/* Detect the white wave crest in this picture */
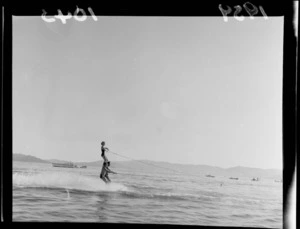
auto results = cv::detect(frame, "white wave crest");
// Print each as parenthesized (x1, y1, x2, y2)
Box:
(13, 171, 128, 192)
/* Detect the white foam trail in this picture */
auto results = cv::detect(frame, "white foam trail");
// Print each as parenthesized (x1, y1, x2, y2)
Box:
(65, 188, 70, 199)
(13, 171, 128, 192)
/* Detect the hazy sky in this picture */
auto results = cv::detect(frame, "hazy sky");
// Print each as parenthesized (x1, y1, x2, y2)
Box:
(13, 16, 283, 169)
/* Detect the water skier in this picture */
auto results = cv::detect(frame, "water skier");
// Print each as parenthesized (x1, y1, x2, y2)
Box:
(100, 161, 117, 184)
(101, 141, 109, 162)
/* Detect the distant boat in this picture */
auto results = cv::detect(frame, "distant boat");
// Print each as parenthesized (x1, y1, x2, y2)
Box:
(229, 177, 239, 180)
(274, 179, 282, 183)
(251, 177, 259, 181)
(52, 162, 77, 168)
(206, 175, 215, 178)
(80, 165, 87, 168)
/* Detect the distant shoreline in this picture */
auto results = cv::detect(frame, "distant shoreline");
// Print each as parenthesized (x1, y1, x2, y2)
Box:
(12, 153, 281, 170)
(13, 153, 282, 180)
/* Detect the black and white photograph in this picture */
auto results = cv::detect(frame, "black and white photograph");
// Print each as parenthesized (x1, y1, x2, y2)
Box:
(9, 3, 296, 227)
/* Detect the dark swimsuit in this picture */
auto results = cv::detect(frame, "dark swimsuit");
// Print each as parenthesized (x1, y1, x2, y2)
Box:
(101, 146, 105, 157)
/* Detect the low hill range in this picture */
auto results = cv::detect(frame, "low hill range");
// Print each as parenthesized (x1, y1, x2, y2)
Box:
(13, 153, 282, 179)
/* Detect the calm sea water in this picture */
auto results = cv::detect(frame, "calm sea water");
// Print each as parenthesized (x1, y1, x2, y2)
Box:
(13, 161, 282, 227)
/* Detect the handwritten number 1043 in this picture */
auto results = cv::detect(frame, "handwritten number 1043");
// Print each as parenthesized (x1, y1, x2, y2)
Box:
(42, 7, 98, 24)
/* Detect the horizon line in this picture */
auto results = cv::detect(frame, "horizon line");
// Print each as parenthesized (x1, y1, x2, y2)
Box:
(13, 153, 282, 171)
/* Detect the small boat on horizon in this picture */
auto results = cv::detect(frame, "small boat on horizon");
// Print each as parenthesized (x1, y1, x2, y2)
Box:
(251, 177, 259, 181)
(229, 177, 239, 180)
(52, 162, 77, 168)
(206, 174, 215, 178)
